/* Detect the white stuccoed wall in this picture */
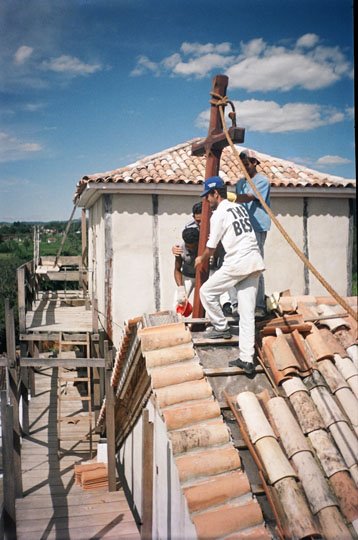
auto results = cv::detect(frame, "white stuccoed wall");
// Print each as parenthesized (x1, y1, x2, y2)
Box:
(118, 399, 197, 540)
(88, 197, 106, 329)
(307, 198, 349, 296)
(87, 192, 352, 345)
(265, 197, 306, 295)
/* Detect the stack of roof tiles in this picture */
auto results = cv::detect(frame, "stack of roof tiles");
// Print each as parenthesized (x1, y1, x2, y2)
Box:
(237, 390, 358, 538)
(74, 140, 355, 200)
(240, 295, 358, 538)
(97, 317, 142, 427)
(139, 321, 271, 540)
(74, 462, 108, 490)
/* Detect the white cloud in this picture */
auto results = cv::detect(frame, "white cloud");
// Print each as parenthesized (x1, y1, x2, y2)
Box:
(296, 33, 320, 49)
(23, 102, 45, 112)
(14, 45, 34, 64)
(130, 36, 352, 92)
(195, 99, 347, 133)
(0, 177, 30, 193)
(180, 42, 231, 56)
(130, 55, 160, 76)
(172, 53, 234, 78)
(240, 38, 266, 58)
(316, 155, 351, 165)
(0, 131, 42, 162)
(226, 50, 341, 91)
(162, 53, 181, 70)
(42, 55, 102, 75)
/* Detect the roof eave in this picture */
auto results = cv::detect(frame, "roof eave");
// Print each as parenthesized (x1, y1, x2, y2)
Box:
(76, 182, 356, 209)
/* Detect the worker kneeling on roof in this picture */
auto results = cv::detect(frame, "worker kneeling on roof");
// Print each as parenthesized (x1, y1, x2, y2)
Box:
(195, 176, 265, 375)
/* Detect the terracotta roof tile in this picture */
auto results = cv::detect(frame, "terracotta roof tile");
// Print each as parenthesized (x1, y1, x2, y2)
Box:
(169, 421, 230, 455)
(329, 471, 358, 524)
(236, 386, 358, 537)
(154, 379, 213, 408)
(183, 471, 250, 513)
(163, 399, 221, 430)
(138, 321, 267, 538)
(192, 500, 264, 539)
(75, 140, 355, 199)
(176, 446, 241, 483)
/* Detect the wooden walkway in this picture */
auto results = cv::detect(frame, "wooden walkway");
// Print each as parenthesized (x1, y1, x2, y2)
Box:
(25, 298, 92, 333)
(15, 367, 140, 540)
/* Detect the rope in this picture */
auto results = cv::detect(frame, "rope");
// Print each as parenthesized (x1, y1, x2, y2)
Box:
(54, 202, 79, 268)
(210, 91, 357, 320)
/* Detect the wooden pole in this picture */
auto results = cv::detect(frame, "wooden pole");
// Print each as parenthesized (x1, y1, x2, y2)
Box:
(17, 267, 26, 335)
(1, 390, 16, 536)
(141, 409, 154, 540)
(192, 75, 229, 318)
(105, 340, 117, 491)
(81, 208, 87, 294)
(5, 300, 23, 498)
(20, 363, 29, 436)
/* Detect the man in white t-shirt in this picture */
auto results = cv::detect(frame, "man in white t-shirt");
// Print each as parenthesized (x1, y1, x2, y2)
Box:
(195, 176, 265, 374)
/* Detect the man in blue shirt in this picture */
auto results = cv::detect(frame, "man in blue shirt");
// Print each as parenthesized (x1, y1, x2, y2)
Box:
(235, 150, 271, 318)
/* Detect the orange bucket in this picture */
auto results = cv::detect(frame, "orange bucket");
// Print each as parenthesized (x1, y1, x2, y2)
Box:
(176, 299, 193, 317)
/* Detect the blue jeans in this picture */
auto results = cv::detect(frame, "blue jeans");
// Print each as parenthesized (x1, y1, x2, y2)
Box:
(255, 231, 267, 310)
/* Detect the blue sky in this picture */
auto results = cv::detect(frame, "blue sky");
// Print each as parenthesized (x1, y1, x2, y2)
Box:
(0, 0, 355, 221)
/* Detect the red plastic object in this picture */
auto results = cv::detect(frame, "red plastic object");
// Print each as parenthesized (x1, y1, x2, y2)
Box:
(176, 300, 193, 317)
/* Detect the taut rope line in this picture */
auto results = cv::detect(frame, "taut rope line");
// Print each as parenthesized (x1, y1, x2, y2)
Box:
(210, 91, 357, 320)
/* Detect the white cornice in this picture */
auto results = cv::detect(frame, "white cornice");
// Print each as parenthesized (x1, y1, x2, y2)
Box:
(76, 182, 356, 208)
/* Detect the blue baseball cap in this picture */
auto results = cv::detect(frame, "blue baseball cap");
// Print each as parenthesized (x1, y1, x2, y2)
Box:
(200, 176, 225, 197)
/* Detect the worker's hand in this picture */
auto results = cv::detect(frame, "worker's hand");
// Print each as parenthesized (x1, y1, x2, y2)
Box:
(195, 255, 203, 269)
(172, 244, 183, 256)
(176, 286, 187, 304)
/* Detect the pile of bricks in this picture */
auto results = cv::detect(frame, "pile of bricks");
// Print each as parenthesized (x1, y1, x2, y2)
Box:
(74, 462, 108, 490)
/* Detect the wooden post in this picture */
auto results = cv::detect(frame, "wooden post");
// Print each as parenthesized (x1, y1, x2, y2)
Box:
(105, 340, 117, 492)
(81, 208, 88, 294)
(91, 300, 101, 426)
(141, 409, 154, 540)
(20, 363, 29, 436)
(5, 300, 23, 498)
(1, 390, 16, 536)
(28, 340, 37, 397)
(191, 74, 245, 318)
(17, 266, 26, 335)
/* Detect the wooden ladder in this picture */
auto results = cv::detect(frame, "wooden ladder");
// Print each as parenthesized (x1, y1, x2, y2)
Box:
(57, 332, 94, 458)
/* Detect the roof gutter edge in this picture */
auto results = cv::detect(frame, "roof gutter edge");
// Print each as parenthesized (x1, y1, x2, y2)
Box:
(76, 182, 356, 208)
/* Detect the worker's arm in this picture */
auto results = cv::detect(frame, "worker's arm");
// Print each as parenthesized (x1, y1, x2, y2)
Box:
(174, 256, 184, 286)
(195, 247, 216, 269)
(235, 193, 255, 203)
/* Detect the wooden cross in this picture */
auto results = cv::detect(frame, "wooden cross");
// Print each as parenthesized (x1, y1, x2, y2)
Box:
(191, 74, 245, 318)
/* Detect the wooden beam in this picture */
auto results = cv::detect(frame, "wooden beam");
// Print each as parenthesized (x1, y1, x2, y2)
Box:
(141, 409, 153, 540)
(5, 301, 23, 498)
(81, 208, 88, 293)
(20, 357, 105, 368)
(20, 332, 65, 341)
(1, 391, 17, 535)
(47, 270, 84, 281)
(17, 266, 26, 333)
(20, 364, 30, 436)
(105, 341, 117, 492)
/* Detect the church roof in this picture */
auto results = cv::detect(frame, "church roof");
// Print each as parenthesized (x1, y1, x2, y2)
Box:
(75, 139, 355, 201)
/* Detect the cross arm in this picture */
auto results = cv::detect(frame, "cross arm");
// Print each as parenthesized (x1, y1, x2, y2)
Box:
(191, 126, 245, 157)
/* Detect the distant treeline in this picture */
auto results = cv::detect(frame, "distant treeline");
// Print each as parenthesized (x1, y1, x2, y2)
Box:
(0, 220, 83, 353)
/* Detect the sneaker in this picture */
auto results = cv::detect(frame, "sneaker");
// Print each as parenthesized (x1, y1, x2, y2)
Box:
(230, 358, 256, 375)
(222, 303, 232, 317)
(255, 307, 268, 320)
(205, 327, 232, 340)
(231, 303, 239, 319)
